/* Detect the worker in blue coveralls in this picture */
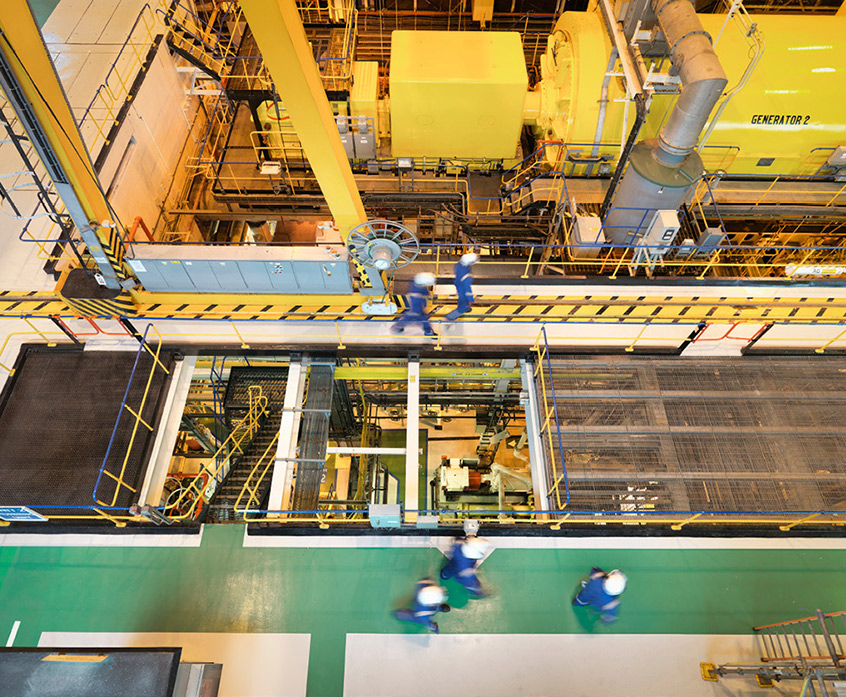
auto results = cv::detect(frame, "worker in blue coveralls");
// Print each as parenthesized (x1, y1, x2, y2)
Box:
(445, 253, 479, 321)
(572, 567, 627, 623)
(391, 272, 437, 337)
(393, 578, 451, 633)
(439, 535, 492, 597)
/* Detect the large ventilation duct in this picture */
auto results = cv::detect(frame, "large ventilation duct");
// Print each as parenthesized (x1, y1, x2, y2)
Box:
(603, 0, 728, 244)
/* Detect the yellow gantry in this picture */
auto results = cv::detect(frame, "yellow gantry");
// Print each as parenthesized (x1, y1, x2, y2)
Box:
(240, 0, 367, 235)
(0, 0, 127, 287)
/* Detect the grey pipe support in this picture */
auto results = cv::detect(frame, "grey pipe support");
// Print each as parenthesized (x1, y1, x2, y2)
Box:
(652, 0, 727, 166)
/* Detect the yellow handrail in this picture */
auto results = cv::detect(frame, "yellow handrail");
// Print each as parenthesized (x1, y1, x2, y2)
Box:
(164, 386, 268, 520)
(530, 327, 566, 510)
(233, 432, 279, 520)
(96, 325, 170, 507)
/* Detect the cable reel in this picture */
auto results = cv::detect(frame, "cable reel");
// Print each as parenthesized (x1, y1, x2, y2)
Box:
(345, 219, 419, 271)
(345, 219, 420, 315)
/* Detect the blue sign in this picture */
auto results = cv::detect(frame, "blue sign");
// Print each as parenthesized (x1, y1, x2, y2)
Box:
(0, 506, 48, 522)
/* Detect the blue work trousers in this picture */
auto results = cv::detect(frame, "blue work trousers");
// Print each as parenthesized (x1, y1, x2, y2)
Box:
(394, 310, 435, 335)
(393, 606, 439, 632)
(440, 561, 483, 596)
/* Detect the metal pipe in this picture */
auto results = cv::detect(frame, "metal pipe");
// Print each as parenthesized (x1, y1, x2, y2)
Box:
(603, 0, 727, 242)
(652, 0, 728, 165)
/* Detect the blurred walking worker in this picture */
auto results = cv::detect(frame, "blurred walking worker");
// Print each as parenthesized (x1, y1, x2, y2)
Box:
(445, 253, 478, 320)
(572, 567, 627, 623)
(392, 272, 437, 337)
(440, 535, 491, 597)
(393, 578, 450, 633)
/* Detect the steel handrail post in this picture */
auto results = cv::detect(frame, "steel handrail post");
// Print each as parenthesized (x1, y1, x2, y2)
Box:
(540, 326, 570, 508)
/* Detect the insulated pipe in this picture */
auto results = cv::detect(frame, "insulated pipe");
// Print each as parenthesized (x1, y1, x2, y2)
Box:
(603, 0, 727, 243)
(652, 0, 728, 166)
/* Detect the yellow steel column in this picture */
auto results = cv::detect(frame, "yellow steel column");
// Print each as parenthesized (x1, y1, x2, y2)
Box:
(0, 0, 127, 289)
(240, 0, 367, 234)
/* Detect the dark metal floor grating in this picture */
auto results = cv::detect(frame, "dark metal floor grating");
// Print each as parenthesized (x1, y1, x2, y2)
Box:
(0, 346, 173, 514)
(542, 355, 846, 513)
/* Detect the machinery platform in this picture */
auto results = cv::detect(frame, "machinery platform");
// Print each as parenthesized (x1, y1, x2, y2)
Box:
(0, 346, 174, 517)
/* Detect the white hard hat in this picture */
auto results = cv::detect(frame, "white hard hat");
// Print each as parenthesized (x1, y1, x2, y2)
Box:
(602, 570, 627, 596)
(461, 536, 491, 560)
(460, 253, 479, 266)
(414, 272, 436, 286)
(417, 582, 447, 606)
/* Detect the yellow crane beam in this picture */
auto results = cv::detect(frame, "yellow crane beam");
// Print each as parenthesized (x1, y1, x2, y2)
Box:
(0, 0, 127, 289)
(240, 0, 367, 236)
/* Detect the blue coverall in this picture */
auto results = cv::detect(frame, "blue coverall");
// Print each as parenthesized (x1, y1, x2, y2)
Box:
(572, 567, 621, 623)
(445, 261, 474, 320)
(440, 539, 483, 596)
(393, 581, 448, 632)
(393, 280, 435, 335)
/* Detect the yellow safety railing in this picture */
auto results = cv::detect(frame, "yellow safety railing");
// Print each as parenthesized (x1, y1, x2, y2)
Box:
(80, 3, 159, 157)
(530, 327, 567, 510)
(164, 386, 268, 520)
(95, 325, 170, 507)
(233, 431, 279, 520)
(0, 320, 63, 374)
(158, 0, 244, 78)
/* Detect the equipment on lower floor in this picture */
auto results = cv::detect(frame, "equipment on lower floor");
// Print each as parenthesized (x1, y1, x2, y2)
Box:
(433, 456, 532, 512)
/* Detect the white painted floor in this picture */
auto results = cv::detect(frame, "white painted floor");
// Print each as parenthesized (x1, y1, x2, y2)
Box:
(343, 633, 797, 697)
(0, 0, 162, 290)
(243, 533, 846, 551)
(38, 631, 311, 697)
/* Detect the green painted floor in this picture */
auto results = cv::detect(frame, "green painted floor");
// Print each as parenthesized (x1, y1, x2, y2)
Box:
(1, 527, 845, 696)
(29, 0, 61, 26)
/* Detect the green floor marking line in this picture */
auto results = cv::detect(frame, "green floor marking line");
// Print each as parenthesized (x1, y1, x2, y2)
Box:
(2, 525, 846, 696)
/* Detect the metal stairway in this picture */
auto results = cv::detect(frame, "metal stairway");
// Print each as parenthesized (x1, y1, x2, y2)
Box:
(158, 0, 243, 80)
(702, 610, 846, 694)
(205, 367, 288, 522)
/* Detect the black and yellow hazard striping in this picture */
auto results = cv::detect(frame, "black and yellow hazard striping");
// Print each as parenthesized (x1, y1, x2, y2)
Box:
(125, 293, 846, 325)
(5, 289, 846, 326)
(103, 225, 127, 281)
(61, 294, 136, 318)
(0, 292, 70, 317)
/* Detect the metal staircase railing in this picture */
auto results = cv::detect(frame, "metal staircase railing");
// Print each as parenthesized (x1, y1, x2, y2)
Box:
(164, 386, 268, 520)
(757, 611, 846, 665)
(233, 432, 280, 520)
(157, 0, 243, 79)
(702, 610, 846, 694)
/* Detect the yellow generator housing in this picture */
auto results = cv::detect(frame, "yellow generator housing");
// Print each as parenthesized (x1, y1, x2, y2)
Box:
(536, 11, 846, 176)
(389, 31, 528, 159)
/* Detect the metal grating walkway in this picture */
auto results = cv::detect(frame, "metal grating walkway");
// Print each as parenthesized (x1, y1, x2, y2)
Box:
(543, 356, 846, 513)
(291, 363, 335, 512)
(0, 347, 173, 513)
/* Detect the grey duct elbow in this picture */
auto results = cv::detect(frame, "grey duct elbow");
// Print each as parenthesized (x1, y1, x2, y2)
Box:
(656, 75, 728, 166)
(651, 0, 728, 166)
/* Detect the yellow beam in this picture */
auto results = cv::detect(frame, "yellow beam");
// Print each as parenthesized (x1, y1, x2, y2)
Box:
(240, 0, 367, 235)
(0, 1, 125, 285)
